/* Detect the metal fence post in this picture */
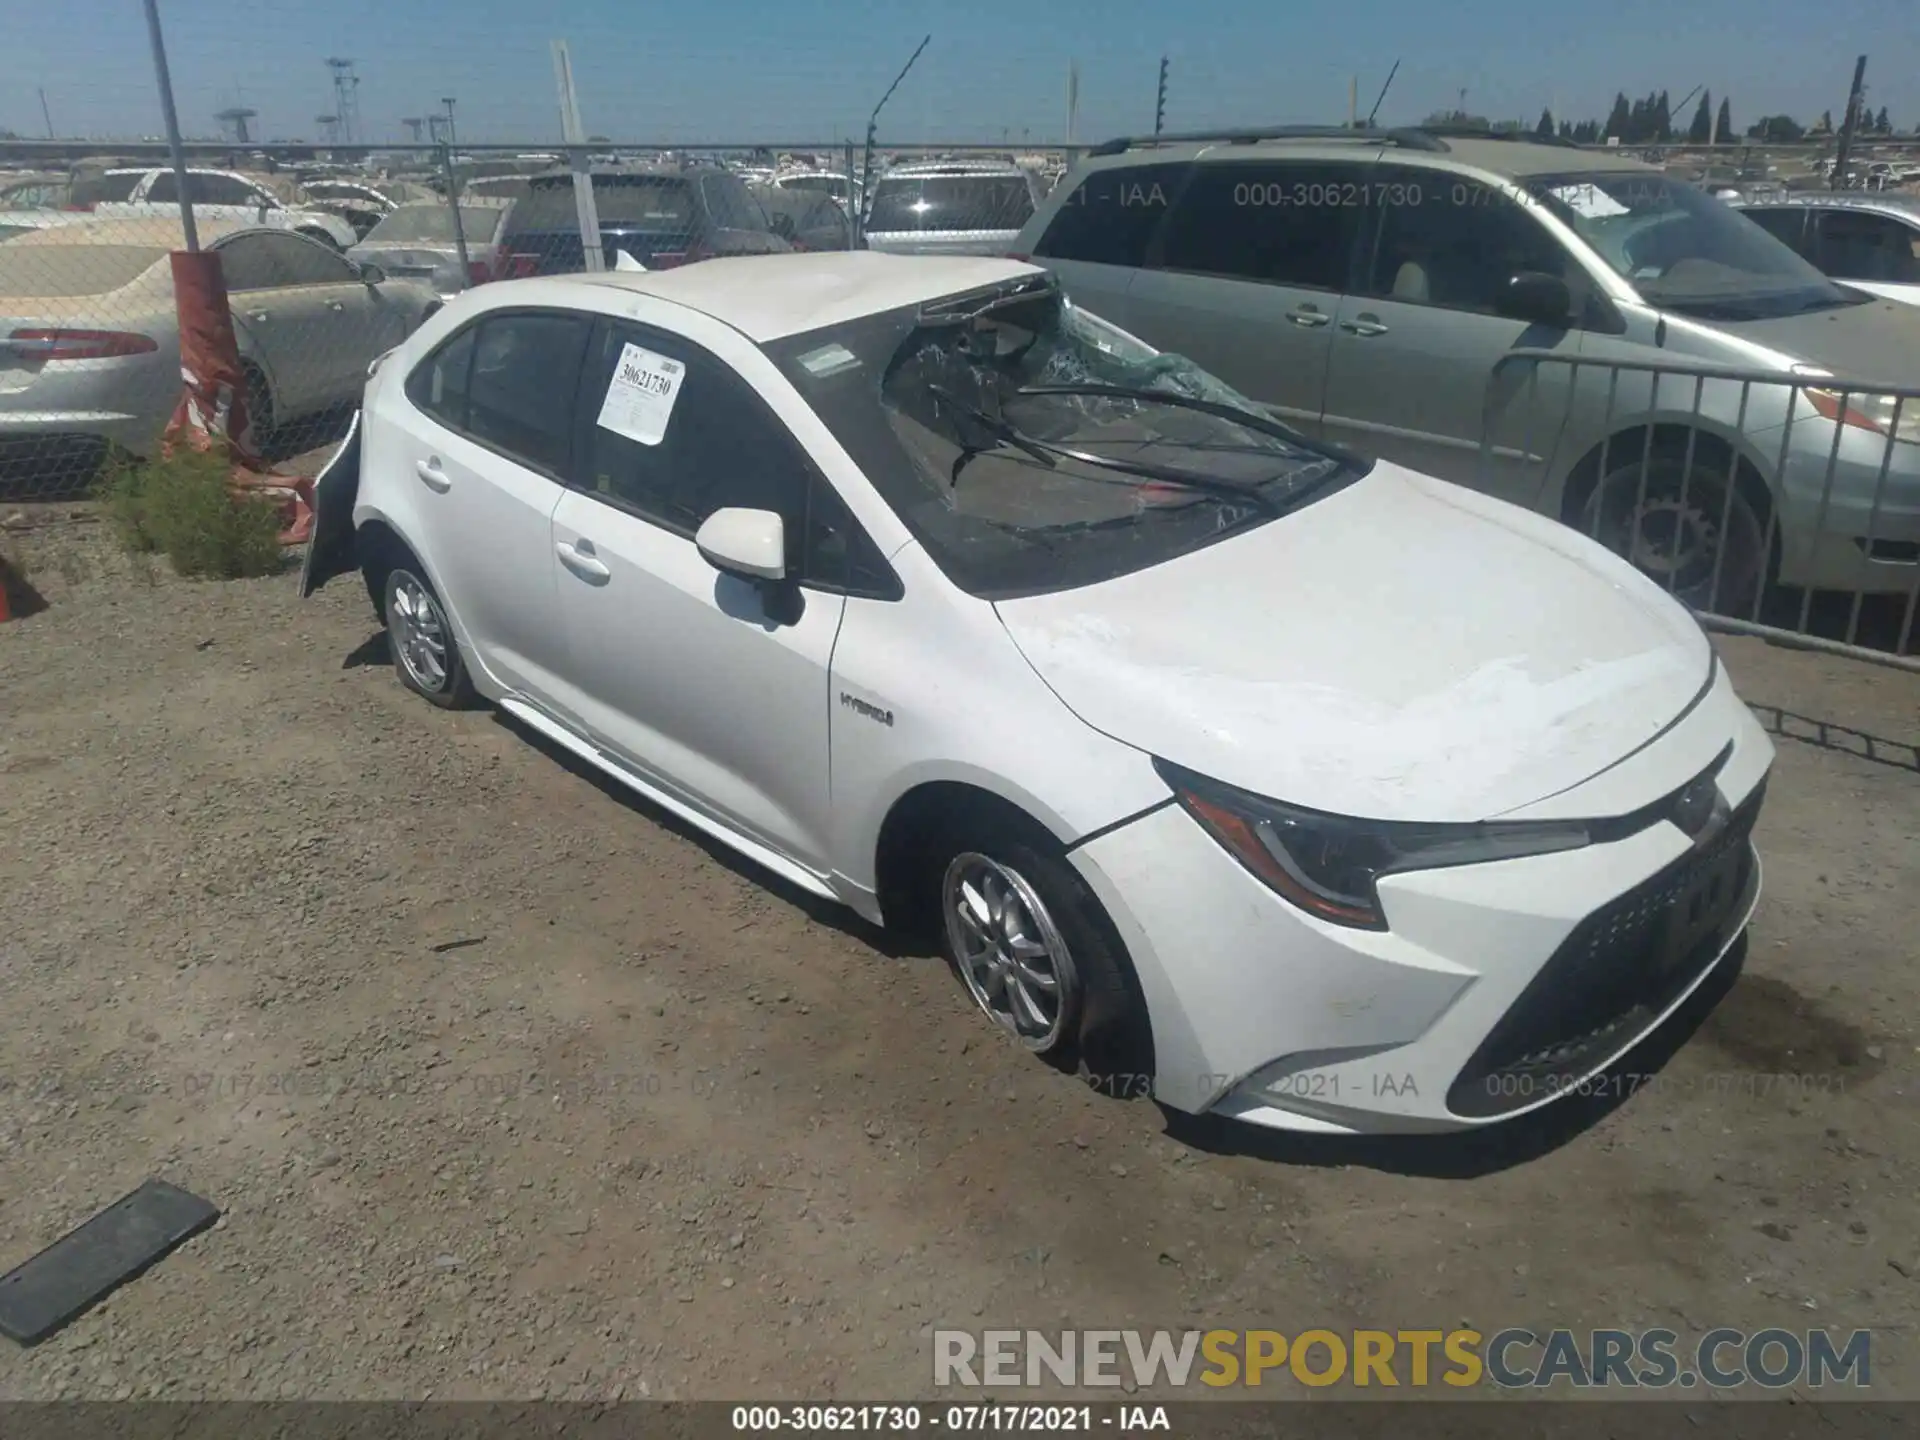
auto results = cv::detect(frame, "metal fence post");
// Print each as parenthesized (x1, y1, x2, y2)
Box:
(439, 143, 472, 281)
(141, 0, 198, 251)
(844, 139, 858, 248)
(552, 41, 605, 273)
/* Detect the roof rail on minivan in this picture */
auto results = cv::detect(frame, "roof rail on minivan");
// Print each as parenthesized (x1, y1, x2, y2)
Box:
(1415, 124, 1584, 149)
(1083, 125, 1450, 158)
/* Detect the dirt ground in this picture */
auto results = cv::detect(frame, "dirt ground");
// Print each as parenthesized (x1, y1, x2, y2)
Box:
(1, 510, 1917, 1403)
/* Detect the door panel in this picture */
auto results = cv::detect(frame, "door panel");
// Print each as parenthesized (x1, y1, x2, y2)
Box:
(393, 310, 589, 705)
(1030, 161, 1189, 334)
(1321, 165, 1586, 503)
(549, 492, 843, 868)
(545, 320, 846, 871)
(1121, 159, 1373, 436)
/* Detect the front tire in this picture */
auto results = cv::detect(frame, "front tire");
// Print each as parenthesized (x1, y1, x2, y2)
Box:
(1580, 454, 1770, 615)
(936, 827, 1152, 1086)
(383, 563, 474, 709)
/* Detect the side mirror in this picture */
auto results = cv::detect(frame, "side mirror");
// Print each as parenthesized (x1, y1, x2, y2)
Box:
(695, 507, 785, 582)
(1499, 270, 1573, 327)
(357, 262, 387, 286)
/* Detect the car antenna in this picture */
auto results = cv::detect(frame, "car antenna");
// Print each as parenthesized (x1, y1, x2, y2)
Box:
(1364, 60, 1400, 127)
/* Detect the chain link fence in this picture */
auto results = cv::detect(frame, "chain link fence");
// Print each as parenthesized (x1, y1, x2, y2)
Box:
(0, 141, 1073, 500)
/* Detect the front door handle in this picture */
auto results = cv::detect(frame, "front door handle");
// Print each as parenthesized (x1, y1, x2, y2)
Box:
(1340, 314, 1390, 337)
(414, 458, 451, 493)
(1286, 305, 1331, 328)
(246, 310, 270, 323)
(555, 539, 611, 583)
(327, 300, 346, 313)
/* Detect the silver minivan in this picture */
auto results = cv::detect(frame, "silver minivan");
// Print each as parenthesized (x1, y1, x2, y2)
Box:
(1014, 128, 1920, 611)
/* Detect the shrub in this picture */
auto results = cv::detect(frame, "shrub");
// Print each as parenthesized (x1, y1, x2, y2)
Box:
(102, 446, 285, 580)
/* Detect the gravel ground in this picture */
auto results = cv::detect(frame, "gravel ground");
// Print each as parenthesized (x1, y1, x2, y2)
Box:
(1, 509, 1917, 1402)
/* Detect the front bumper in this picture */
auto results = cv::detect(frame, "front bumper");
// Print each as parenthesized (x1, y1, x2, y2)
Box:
(1066, 665, 1774, 1134)
(1763, 424, 1920, 592)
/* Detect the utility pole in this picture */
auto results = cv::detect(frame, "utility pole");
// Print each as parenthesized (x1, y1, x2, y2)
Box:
(1832, 54, 1868, 190)
(441, 97, 459, 153)
(38, 87, 53, 139)
(860, 34, 930, 243)
(141, 0, 198, 251)
(1155, 56, 1169, 136)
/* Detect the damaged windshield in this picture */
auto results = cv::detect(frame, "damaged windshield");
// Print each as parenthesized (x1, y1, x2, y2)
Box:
(765, 282, 1361, 598)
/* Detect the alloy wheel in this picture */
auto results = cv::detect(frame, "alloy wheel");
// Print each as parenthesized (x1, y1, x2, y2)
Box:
(389, 571, 450, 694)
(942, 852, 1078, 1052)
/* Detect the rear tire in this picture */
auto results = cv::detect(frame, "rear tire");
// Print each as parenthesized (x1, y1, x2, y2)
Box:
(933, 822, 1153, 1091)
(382, 562, 475, 710)
(240, 362, 274, 452)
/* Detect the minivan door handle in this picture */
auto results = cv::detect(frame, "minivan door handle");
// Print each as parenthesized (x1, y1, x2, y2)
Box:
(1286, 305, 1331, 328)
(414, 458, 452, 493)
(1340, 314, 1390, 337)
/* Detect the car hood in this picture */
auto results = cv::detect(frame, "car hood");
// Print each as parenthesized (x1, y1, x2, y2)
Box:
(993, 463, 1713, 823)
(1702, 291, 1920, 377)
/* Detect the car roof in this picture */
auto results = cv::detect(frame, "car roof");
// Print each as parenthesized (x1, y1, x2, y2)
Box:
(6, 215, 254, 247)
(1737, 191, 1920, 220)
(558, 251, 1041, 343)
(1073, 130, 1654, 181)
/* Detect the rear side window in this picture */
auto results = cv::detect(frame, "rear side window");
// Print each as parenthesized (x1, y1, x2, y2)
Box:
(867, 175, 1035, 233)
(699, 174, 768, 232)
(1034, 163, 1186, 267)
(405, 311, 592, 476)
(1156, 162, 1368, 292)
(1814, 210, 1920, 284)
(71, 172, 146, 205)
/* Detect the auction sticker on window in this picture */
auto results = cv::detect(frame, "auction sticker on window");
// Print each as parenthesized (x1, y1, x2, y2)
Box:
(596, 342, 685, 447)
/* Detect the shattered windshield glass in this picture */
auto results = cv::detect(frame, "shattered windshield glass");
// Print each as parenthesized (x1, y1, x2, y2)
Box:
(766, 283, 1359, 598)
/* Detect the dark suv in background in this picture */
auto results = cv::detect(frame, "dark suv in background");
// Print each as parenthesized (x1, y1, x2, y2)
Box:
(500, 165, 789, 274)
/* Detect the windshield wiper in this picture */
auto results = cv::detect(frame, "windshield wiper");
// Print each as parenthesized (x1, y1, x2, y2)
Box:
(1015, 382, 1312, 447)
(925, 384, 1058, 481)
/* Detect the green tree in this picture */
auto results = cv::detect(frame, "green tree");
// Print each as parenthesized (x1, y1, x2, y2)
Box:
(1716, 96, 1733, 142)
(1746, 114, 1805, 142)
(1535, 107, 1555, 137)
(1604, 92, 1631, 140)
(1875, 105, 1892, 132)
(1688, 91, 1712, 142)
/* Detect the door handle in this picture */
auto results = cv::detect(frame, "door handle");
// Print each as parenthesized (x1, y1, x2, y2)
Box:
(555, 539, 611, 583)
(1286, 305, 1331, 328)
(1340, 315, 1390, 337)
(327, 300, 346, 313)
(414, 458, 452, 493)
(246, 310, 270, 322)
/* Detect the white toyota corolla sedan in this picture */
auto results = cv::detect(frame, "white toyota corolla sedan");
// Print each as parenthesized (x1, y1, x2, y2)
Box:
(303, 253, 1774, 1135)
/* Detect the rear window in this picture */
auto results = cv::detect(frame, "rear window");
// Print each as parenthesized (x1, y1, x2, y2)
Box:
(1034, 164, 1187, 267)
(510, 176, 698, 232)
(365, 205, 505, 244)
(0, 244, 166, 297)
(780, 174, 847, 200)
(699, 173, 770, 232)
(867, 175, 1035, 234)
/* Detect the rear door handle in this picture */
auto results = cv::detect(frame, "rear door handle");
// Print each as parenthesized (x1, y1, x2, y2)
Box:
(414, 458, 452, 493)
(246, 310, 270, 322)
(327, 300, 346, 313)
(1286, 305, 1331, 328)
(555, 539, 611, 583)
(1340, 315, 1390, 337)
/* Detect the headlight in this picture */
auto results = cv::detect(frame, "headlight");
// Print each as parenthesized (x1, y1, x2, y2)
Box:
(1154, 759, 1593, 931)
(1803, 388, 1920, 446)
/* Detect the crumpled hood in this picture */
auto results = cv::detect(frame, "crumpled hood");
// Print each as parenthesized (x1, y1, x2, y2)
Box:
(994, 462, 1713, 823)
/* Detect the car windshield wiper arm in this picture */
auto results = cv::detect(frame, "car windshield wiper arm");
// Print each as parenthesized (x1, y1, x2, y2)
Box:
(1015, 382, 1314, 448)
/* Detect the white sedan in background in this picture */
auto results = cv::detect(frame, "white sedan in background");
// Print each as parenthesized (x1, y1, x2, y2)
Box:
(0, 217, 440, 464)
(302, 253, 1773, 1136)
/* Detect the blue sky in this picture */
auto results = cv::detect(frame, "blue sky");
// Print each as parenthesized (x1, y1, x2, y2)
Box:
(3, 0, 1916, 146)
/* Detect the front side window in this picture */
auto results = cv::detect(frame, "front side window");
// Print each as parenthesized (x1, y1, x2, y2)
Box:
(575, 323, 892, 593)
(214, 234, 281, 291)
(1741, 207, 1811, 255)
(1358, 165, 1574, 315)
(265, 233, 356, 286)
(1034, 163, 1187, 268)
(1523, 170, 1859, 319)
(1813, 210, 1920, 284)
(867, 175, 1035, 233)
(766, 277, 1361, 599)
(1155, 162, 1366, 292)
(404, 312, 591, 475)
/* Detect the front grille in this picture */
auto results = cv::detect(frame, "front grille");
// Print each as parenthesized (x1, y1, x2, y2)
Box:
(1446, 779, 1766, 1120)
